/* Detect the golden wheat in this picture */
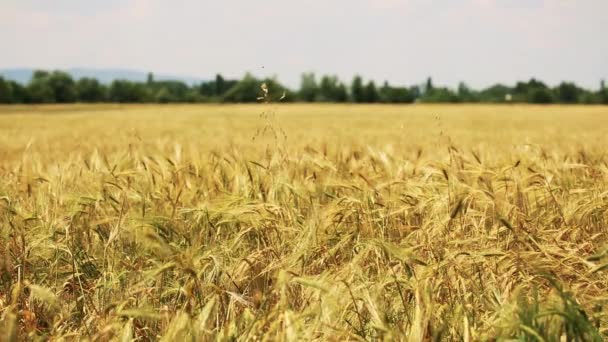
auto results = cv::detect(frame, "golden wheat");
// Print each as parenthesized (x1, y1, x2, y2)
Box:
(0, 104, 607, 341)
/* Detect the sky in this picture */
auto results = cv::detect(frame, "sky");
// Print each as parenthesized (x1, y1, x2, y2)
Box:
(1, 0, 607, 89)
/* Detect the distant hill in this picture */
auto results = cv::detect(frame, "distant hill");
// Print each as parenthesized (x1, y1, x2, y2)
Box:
(0, 68, 206, 85)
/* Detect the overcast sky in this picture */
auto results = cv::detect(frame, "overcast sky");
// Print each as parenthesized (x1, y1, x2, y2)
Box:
(1, 0, 606, 89)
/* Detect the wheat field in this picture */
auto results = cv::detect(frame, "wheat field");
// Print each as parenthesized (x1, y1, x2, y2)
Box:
(1, 104, 608, 341)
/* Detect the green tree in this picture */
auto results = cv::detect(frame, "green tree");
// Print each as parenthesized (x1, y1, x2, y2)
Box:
(154, 87, 174, 103)
(555, 82, 580, 103)
(479, 84, 512, 103)
(425, 77, 434, 94)
(335, 83, 348, 103)
(457, 82, 478, 102)
(184, 88, 205, 103)
(199, 75, 237, 98)
(514, 78, 552, 103)
(421, 87, 459, 103)
(222, 74, 260, 102)
(298, 73, 319, 102)
(215, 74, 225, 96)
(379, 81, 415, 103)
(199, 81, 214, 97)
(48, 71, 77, 103)
(27, 70, 55, 103)
(362, 81, 379, 103)
(351, 75, 364, 103)
(76, 78, 106, 102)
(9, 81, 28, 103)
(579, 90, 598, 104)
(599, 80, 608, 104)
(147, 72, 154, 85)
(409, 85, 422, 101)
(318, 75, 332, 102)
(153, 81, 189, 102)
(223, 74, 289, 103)
(27, 70, 77, 103)
(318, 75, 347, 102)
(108, 80, 149, 103)
(529, 87, 554, 104)
(0, 77, 13, 103)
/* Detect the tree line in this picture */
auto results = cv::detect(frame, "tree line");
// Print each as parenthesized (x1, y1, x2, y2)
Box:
(0, 69, 607, 104)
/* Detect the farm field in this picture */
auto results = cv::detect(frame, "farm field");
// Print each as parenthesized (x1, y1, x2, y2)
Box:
(1, 104, 608, 340)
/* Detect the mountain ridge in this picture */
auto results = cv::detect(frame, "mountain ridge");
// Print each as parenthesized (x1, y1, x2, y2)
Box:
(0, 67, 206, 85)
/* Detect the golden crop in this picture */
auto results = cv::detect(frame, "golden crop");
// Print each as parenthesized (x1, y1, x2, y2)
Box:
(1, 104, 607, 340)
